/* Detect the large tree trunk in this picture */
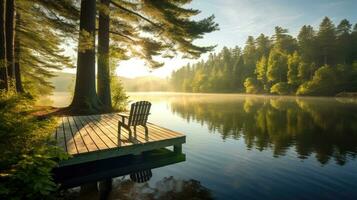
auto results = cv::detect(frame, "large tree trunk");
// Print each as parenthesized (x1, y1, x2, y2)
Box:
(70, 0, 101, 113)
(97, 0, 112, 109)
(14, 17, 23, 93)
(5, 0, 14, 85)
(0, 0, 8, 90)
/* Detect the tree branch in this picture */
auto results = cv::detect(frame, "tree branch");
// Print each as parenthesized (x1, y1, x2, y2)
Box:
(109, 30, 136, 42)
(110, 0, 162, 29)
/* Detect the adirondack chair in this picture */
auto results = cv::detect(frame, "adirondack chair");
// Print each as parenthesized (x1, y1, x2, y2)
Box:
(118, 101, 151, 139)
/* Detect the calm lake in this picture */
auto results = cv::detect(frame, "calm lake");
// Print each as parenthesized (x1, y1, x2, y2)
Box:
(50, 92, 357, 199)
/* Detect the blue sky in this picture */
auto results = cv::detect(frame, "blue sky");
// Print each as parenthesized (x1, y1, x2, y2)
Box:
(191, 0, 357, 49)
(115, 0, 357, 78)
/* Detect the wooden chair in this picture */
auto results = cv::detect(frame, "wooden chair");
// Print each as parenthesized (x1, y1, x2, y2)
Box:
(118, 101, 151, 140)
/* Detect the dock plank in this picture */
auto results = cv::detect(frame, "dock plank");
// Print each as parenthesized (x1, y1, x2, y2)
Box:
(79, 115, 117, 148)
(62, 117, 79, 155)
(67, 117, 89, 154)
(86, 115, 131, 147)
(94, 114, 133, 144)
(74, 116, 109, 150)
(83, 115, 119, 145)
(56, 119, 67, 152)
(72, 116, 101, 152)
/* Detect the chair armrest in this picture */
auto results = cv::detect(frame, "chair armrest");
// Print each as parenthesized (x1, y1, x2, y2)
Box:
(118, 112, 129, 117)
(118, 113, 129, 124)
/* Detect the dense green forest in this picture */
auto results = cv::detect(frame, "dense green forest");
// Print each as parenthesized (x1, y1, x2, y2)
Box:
(171, 17, 357, 96)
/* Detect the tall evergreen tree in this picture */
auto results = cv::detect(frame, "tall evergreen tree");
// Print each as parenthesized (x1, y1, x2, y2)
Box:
(0, 0, 7, 90)
(287, 51, 301, 87)
(336, 19, 352, 64)
(14, 18, 23, 93)
(15, 0, 77, 95)
(70, 0, 99, 112)
(5, 0, 14, 87)
(243, 36, 257, 78)
(255, 33, 271, 58)
(255, 55, 268, 92)
(352, 24, 357, 62)
(298, 25, 315, 63)
(267, 48, 288, 83)
(82, 0, 218, 112)
(97, 0, 111, 109)
(273, 26, 297, 54)
(316, 17, 336, 66)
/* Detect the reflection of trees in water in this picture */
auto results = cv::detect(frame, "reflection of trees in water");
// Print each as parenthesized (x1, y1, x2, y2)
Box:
(171, 96, 357, 165)
(109, 176, 213, 200)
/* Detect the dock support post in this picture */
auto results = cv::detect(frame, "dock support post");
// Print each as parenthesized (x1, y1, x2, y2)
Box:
(174, 144, 182, 154)
(80, 182, 98, 199)
(99, 178, 113, 200)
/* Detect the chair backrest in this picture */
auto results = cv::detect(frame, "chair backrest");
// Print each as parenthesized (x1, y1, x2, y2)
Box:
(128, 101, 151, 126)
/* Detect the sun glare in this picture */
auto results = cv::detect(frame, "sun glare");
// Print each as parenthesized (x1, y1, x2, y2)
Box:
(115, 57, 190, 78)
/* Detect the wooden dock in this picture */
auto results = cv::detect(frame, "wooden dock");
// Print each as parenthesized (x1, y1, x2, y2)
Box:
(54, 113, 185, 166)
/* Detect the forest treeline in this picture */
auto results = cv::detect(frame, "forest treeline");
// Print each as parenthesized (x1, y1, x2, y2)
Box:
(171, 17, 357, 96)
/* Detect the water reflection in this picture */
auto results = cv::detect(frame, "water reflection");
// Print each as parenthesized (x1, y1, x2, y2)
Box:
(169, 95, 357, 165)
(108, 176, 212, 200)
(54, 149, 213, 200)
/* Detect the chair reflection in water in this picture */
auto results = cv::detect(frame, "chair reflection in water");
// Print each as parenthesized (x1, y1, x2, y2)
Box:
(118, 101, 151, 143)
(130, 169, 153, 183)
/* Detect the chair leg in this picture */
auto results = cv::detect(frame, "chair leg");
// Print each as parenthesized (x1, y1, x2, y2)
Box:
(143, 125, 148, 135)
(144, 125, 149, 141)
(128, 127, 132, 141)
(118, 123, 121, 146)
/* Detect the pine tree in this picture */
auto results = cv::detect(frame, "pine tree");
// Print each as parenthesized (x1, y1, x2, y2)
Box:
(90, 0, 218, 111)
(255, 56, 268, 92)
(336, 19, 352, 64)
(14, 20, 23, 93)
(287, 51, 301, 87)
(0, 0, 8, 90)
(316, 17, 336, 66)
(267, 48, 288, 83)
(15, 0, 78, 95)
(70, 0, 100, 113)
(97, 0, 111, 109)
(255, 33, 271, 58)
(273, 26, 297, 54)
(5, 0, 15, 87)
(352, 24, 357, 62)
(243, 36, 257, 78)
(298, 25, 315, 63)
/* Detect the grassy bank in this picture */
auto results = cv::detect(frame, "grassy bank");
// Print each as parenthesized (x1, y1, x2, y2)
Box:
(0, 92, 67, 199)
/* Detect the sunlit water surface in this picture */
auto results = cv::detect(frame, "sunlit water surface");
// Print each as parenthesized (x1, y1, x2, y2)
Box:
(51, 92, 357, 199)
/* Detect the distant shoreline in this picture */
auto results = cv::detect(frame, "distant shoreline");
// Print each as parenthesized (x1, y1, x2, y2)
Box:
(128, 91, 357, 99)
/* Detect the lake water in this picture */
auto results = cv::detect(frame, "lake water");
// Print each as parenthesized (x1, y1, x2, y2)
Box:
(52, 92, 357, 199)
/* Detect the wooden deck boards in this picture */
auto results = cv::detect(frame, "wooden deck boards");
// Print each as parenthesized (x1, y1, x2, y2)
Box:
(54, 113, 185, 166)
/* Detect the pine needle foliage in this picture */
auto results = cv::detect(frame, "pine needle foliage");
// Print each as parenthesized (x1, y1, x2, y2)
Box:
(108, 0, 219, 68)
(15, 0, 79, 96)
